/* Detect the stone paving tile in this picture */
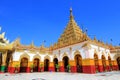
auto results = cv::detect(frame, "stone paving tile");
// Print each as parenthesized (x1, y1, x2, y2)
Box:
(0, 71, 120, 80)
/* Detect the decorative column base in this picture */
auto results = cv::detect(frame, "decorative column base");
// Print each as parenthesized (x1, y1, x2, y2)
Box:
(0, 65, 6, 73)
(40, 62, 44, 72)
(69, 60, 76, 73)
(38, 67, 40, 72)
(59, 61, 64, 72)
(112, 60, 119, 71)
(27, 67, 30, 73)
(40, 67, 44, 72)
(82, 59, 96, 74)
(82, 65, 95, 74)
(98, 65, 103, 72)
(59, 66, 64, 72)
(8, 67, 15, 73)
(113, 65, 118, 70)
(71, 66, 76, 73)
(49, 67, 54, 72)
(107, 66, 110, 71)
(49, 62, 54, 72)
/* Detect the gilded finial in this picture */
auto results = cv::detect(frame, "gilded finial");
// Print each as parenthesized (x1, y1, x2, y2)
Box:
(70, 7, 74, 20)
(30, 41, 34, 48)
(94, 36, 97, 41)
(70, 7, 72, 15)
(14, 37, 21, 46)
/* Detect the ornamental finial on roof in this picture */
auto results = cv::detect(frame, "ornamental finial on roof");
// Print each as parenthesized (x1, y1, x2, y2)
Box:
(70, 7, 74, 20)
(31, 41, 34, 48)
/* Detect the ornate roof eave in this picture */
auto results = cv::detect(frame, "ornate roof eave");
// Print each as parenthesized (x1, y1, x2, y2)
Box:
(15, 45, 40, 51)
(13, 41, 51, 54)
(0, 43, 13, 51)
(0, 32, 5, 39)
(13, 38, 21, 47)
(88, 40, 110, 49)
(81, 42, 91, 49)
(52, 40, 89, 50)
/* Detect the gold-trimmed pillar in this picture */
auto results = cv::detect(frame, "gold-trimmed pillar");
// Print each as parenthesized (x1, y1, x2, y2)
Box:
(82, 59, 95, 74)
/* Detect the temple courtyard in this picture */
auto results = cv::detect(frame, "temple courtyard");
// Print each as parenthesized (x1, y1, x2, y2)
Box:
(0, 71, 120, 80)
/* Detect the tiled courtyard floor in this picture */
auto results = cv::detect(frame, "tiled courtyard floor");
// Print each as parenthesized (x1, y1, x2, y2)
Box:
(0, 71, 120, 80)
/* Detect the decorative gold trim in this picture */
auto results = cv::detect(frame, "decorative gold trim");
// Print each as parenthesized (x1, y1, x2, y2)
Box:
(32, 54, 41, 61)
(44, 55, 51, 61)
(19, 53, 30, 61)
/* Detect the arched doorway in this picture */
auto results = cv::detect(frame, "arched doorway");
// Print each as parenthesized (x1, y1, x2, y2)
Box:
(33, 58, 39, 72)
(108, 56, 112, 70)
(74, 54, 82, 73)
(63, 56, 69, 72)
(53, 58, 58, 72)
(20, 58, 28, 72)
(117, 57, 120, 70)
(44, 59, 49, 71)
(102, 55, 106, 71)
(94, 54, 99, 72)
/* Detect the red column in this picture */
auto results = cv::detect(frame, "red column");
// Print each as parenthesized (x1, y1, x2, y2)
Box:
(59, 66, 64, 72)
(98, 65, 103, 72)
(39, 62, 44, 72)
(49, 62, 54, 72)
(69, 60, 77, 73)
(9, 67, 15, 73)
(59, 61, 64, 72)
(113, 60, 119, 71)
(27, 67, 30, 73)
(71, 66, 76, 73)
(82, 65, 95, 74)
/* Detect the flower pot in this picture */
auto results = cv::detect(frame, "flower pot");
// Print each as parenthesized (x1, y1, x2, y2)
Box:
(69, 70, 71, 72)
(15, 70, 18, 73)
(57, 69, 59, 72)
(31, 69, 33, 73)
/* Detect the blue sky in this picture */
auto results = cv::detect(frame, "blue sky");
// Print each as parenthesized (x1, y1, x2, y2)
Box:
(0, 0, 120, 47)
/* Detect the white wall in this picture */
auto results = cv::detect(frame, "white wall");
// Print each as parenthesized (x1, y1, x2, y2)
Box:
(12, 41, 112, 63)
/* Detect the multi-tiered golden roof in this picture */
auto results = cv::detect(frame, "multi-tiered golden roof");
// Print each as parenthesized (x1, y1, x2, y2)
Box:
(52, 8, 90, 49)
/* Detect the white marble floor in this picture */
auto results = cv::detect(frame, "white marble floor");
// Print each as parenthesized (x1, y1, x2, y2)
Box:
(0, 71, 120, 80)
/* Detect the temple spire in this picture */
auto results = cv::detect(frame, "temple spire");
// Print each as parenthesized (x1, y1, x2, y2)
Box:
(70, 7, 74, 20)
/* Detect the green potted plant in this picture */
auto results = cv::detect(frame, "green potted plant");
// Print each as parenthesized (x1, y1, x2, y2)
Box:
(40, 64, 43, 72)
(103, 64, 107, 72)
(55, 64, 59, 72)
(15, 65, 19, 73)
(67, 64, 71, 72)
(110, 64, 112, 71)
(30, 64, 34, 72)
(96, 69, 98, 73)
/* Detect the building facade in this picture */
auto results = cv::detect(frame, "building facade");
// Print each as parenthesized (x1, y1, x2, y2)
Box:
(0, 8, 120, 74)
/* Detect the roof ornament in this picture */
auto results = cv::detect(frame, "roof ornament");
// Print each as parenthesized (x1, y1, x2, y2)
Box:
(70, 7, 74, 20)
(30, 41, 35, 48)
(14, 38, 21, 46)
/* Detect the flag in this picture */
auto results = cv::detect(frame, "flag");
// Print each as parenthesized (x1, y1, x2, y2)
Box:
(110, 39, 113, 42)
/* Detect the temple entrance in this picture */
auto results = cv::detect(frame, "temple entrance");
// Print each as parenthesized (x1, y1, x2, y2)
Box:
(74, 54, 82, 73)
(117, 57, 120, 70)
(33, 58, 39, 72)
(53, 58, 58, 72)
(94, 54, 99, 72)
(63, 56, 69, 72)
(44, 59, 49, 71)
(108, 56, 112, 70)
(20, 58, 28, 72)
(102, 55, 106, 71)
